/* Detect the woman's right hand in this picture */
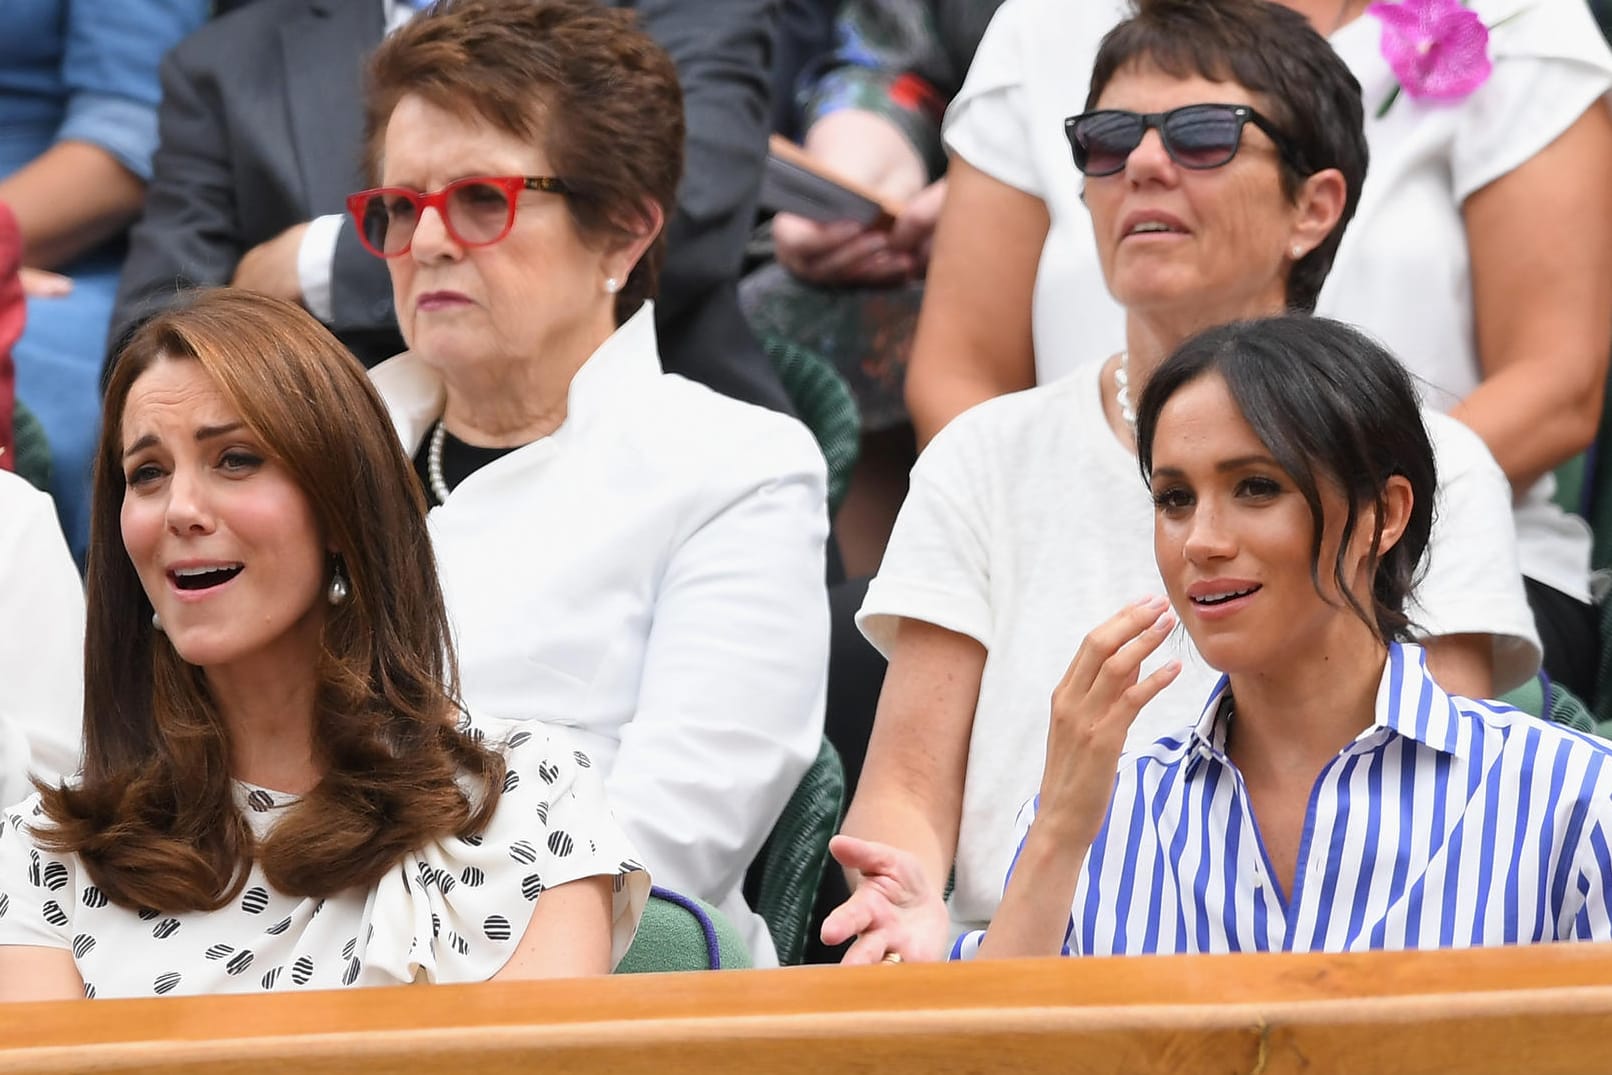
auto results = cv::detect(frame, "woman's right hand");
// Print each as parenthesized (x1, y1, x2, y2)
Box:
(820, 833, 951, 963)
(1034, 596, 1181, 847)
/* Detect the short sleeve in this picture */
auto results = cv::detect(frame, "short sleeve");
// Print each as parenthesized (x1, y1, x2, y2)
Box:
(1450, 0, 1612, 201)
(0, 797, 75, 952)
(1410, 414, 1542, 693)
(941, 0, 1044, 196)
(362, 723, 650, 984)
(858, 409, 997, 655)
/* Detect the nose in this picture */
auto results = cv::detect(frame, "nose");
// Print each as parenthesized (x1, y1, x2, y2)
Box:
(164, 466, 216, 536)
(1181, 499, 1236, 564)
(409, 204, 462, 263)
(1124, 127, 1176, 183)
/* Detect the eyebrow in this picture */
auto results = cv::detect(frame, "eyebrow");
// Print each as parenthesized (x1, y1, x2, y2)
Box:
(1151, 454, 1281, 480)
(122, 421, 247, 460)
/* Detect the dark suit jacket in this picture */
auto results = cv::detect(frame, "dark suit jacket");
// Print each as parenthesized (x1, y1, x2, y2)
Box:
(111, 0, 793, 416)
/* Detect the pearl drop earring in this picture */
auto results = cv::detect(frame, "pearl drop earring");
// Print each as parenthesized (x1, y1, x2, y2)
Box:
(328, 563, 350, 606)
(604, 277, 620, 294)
(152, 611, 164, 632)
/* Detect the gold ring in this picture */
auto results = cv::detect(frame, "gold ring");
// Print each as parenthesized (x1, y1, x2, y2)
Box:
(880, 952, 903, 965)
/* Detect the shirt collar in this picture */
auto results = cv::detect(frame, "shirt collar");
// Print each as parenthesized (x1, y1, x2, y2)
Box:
(1184, 641, 1463, 766)
(368, 302, 662, 455)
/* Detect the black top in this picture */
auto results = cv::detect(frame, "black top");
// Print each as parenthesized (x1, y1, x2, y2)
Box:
(411, 423, 521, 505)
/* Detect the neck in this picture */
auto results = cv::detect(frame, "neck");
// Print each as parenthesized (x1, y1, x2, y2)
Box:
(204, 645, 321, 796)
(440, 315, 617, 447)
(1280, 0, 1362, 34)
(1223, 629, 1388, 781)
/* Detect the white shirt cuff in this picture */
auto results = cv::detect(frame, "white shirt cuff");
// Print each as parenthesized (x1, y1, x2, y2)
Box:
(297, 213, 346, 323)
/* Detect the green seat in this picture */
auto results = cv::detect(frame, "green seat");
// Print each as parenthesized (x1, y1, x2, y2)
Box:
(615, 886, 752, 974)
(750, 737, 846, 966)
(10, 398, 51, 495)
(1501, 674, 1597, 735)
(763, 336, 861, 516)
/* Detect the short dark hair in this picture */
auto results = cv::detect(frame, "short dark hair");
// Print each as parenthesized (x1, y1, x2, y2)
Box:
(1087, 0, 1368, 313)
(1134, 314, 1437, 644)
(363, 0, 685, 324)
(39, 289, 506, 913)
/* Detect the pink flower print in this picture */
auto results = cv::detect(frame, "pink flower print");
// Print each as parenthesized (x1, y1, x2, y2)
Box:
(1368, 0, 1493, 103)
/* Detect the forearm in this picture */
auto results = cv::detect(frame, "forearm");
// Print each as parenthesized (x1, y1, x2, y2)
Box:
(839, 783, 954, 895)
(974, 821, 1089, 960)
(1449, 367, 1604, 493)
(0, 142, 144, 269)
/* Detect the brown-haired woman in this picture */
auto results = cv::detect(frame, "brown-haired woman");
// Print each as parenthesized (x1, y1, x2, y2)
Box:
(355, 0, 830, 966)
(0, 289, 647, 1000)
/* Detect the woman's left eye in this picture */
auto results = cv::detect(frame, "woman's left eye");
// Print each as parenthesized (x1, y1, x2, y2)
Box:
(218, 450, 262, 474)
(1237, 476, 1283, 499)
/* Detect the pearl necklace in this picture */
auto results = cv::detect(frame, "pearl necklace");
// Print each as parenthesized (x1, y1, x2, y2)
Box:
(427, 418, 451, 506)
(1114, 351, 1136, 429)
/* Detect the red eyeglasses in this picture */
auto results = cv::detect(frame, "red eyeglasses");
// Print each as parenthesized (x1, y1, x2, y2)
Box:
(345, 175, 572, 258)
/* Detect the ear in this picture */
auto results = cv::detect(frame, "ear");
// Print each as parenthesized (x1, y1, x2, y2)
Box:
(1287, 167, 1347, 260)
(604, 198, 665, 286)
(1372, 474, 1415, 558)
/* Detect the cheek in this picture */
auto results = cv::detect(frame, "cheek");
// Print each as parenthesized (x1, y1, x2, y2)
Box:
(119, 495, 160, 567)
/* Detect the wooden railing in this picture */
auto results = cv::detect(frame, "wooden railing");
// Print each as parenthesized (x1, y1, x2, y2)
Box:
(3, 944, 1612, 1073)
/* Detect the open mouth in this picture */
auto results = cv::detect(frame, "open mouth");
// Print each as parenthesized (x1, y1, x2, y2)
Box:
(1191, 585, 1261, 607)
(1128, 221, 1185, 236)
(169, 564, 244, 592)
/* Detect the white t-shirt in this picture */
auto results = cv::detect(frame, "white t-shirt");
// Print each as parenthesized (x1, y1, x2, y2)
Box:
(370, 304, 831, 967)
(944, 0, 1611, 600)
(0, 470, 84, 809)
(858, 360, 1540, 943)
(0, 721, 648, 998)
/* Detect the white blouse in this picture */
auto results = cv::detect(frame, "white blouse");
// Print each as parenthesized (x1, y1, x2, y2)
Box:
(0, 721, 648, 998)
(369, 304, 831, 966)
(945, 0, 1611, 600)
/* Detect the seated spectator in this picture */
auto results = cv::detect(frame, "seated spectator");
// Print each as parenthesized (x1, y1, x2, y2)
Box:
(905, 0, 1612, 693)
(824, 0, 1540, 964)
(110, 0, 795, 418)
(0, 200, 83, 811)
(0, 289, 647, 1001)
(358, 0, 829, 967)
(953, 316, 1612, 958)
(1, 0, 209, 563)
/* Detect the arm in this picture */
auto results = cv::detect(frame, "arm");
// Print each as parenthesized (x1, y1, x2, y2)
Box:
(492, 875, 614, 980)
(904, 155, 1045, 447)
(634, 0, 776, 323)
(975, 599, 1179, 960)
(0, 947, 84, 1002)
(604, 435, 829, 908)
(1455, 100, 1612, 491)
(1420, 635, 1493, 700)
(825, 618, 982, 962)
(0, 143, 143, 270)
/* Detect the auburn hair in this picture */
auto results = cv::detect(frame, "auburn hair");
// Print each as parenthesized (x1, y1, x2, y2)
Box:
(38, 288, 506, 912)
(362, 0, 685, 324)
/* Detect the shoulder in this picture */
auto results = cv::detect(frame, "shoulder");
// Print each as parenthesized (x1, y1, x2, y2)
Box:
(1449, 691, 1612, 784)
(927, 365, 1101, 459)
(166, 0, 332, 72)
(636, 373, 828, 487)
(0, 471, 60, 545)
(1421, 411, 1509, 492)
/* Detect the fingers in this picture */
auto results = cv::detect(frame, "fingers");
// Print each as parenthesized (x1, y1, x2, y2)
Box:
(773, 214, 913, 286)
(828, 833, 899, 878)
(820, 888, 877, 947)
(841, 928, 897, 965)
(887, 178, 947, 253)
(1056, 595, 1173, 700)
(18, 267, 71, 298)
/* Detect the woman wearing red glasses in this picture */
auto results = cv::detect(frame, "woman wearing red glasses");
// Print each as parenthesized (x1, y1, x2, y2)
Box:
(824, 0, 1539, 964)
(350, 0, 830, 967)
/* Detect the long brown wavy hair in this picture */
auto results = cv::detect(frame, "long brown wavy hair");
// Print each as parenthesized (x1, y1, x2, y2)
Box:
(37, 288, 505, 912)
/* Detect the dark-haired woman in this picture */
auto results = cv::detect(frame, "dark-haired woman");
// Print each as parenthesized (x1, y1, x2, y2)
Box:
(357, 0, 828, 966)
(956, 315, 1612, 958)
(0, 290, 646, 1000)
(825, 0, 1538, 964)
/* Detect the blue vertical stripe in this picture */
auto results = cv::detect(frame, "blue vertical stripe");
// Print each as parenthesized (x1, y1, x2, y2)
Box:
(1501, 725, 1541, 944)
(1343, 747, 1386, 947)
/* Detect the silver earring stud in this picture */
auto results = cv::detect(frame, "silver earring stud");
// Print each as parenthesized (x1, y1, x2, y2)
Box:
(604, 277, 620, 294)
(328, 564, 350, 606)
(1292, 245, 1305, 259)
(151, 611, 163, 632)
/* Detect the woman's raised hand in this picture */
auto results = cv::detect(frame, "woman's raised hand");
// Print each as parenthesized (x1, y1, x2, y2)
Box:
(821, 834, 951, 964)
(1035, 596, 1182, 847)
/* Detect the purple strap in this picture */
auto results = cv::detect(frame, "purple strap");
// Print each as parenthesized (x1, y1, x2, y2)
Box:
(650, 885, 723, 970)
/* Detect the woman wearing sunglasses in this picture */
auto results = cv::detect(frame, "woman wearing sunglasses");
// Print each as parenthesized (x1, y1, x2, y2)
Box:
(350, 0, 831, 967)
(908, 0, 1612, 695)
(824, 0, 1540, 963)
(958, 315, 1612, 961)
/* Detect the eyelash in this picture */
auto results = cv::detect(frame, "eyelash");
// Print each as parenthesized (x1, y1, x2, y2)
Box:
(1150, 476, 1284, 511)
(124, 448, 264, 487)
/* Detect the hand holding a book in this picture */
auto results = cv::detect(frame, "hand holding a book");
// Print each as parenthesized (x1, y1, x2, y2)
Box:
(773, 110, 937, 287)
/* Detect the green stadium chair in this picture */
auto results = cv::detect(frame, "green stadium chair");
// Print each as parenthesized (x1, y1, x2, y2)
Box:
(750, 737, 846, 966)
(615, 886, 752, 973)
(763, 336, 861, 516)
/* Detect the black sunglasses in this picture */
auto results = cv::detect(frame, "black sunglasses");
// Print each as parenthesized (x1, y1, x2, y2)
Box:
(1063, 104, 1309, 178)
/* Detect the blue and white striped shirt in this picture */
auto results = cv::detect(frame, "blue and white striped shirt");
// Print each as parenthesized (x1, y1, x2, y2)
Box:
(952, 643, 1612, 959)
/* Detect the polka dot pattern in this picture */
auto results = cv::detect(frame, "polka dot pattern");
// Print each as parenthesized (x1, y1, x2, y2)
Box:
(0, 721, 648, 998)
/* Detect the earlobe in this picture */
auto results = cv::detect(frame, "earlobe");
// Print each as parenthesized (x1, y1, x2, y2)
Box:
(609, 199, 665, 289)
(1294, 167, 1348, 251)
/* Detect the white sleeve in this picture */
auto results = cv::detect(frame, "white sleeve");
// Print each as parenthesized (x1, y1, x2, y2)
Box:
(858, 410, 996, 656)
(1409, 413, 1542, 694)
(603, 426, 829, 906)
(941, 0, 1045, 197)
(296, 213, 346, 324)
(1452, 0, 1612, 201)
(0, 797, 75, 952)
(0, 476, 84, 799)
